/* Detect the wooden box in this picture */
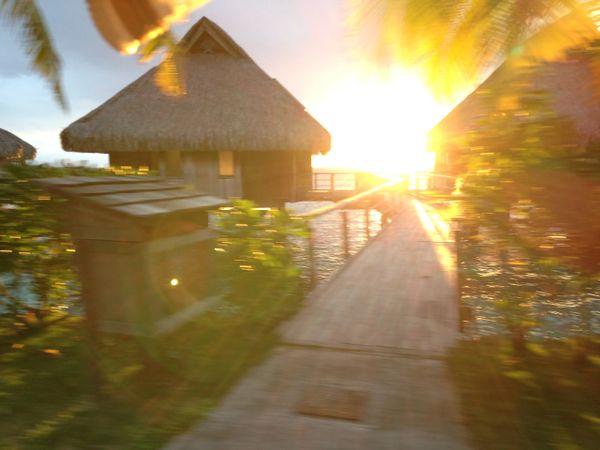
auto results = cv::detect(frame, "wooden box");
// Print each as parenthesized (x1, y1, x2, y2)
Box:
(38, 176, 228, 336)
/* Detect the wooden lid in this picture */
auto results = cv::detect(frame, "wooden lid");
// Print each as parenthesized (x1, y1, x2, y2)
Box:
(37, 176, 228, 220)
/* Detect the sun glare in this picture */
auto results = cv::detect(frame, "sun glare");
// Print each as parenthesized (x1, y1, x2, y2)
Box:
(311, 67, 451, 176)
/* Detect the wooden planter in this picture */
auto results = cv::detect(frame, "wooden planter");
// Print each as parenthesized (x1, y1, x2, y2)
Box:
(38, 176, 228, 336)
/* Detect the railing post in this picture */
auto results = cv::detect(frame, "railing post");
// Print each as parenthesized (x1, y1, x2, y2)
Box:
(341, 210, 350, 260)
(296, 179, 404, 277)
(453, 219, 464, 333)
(330, 173, 335, 192)
(380, 191, 390, 229)
(365, 207, 371, 239)
(307, 223, 317, 289)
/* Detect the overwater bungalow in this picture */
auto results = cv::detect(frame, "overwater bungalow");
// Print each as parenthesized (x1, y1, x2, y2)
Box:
(431, 57, 600, 175)
(61, 17, 330, 205)
(0, 128, 36, 164)
(428, 18, 600, 271)
(430, 16, 600, 176)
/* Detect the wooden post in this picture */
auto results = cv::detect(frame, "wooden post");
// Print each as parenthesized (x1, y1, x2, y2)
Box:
(380, 193, 390, 229)
(291, 151, 297, 202)
(307, 223, 317, 289)
(454, 221, 464, 333)
(342, 210, 350, 260)
(73, 238, 105, 395)
(365, 208, 371, 239)
(330, 173, 335, 192)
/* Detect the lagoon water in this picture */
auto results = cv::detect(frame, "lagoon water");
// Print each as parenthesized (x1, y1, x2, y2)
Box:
(287, 201, 383, 283)
(5, 200, 598, 340)
(1, 202, 382, 314)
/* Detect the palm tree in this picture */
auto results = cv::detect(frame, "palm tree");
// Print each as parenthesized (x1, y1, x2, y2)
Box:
(0, 0, 209, 109)
(5, 0, 600, 107)
(0, 0, 65, 109)
(349, 0, 600, 96)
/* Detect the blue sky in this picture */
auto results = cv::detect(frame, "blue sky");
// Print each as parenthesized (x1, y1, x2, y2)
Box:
(0, 0, 352, 166)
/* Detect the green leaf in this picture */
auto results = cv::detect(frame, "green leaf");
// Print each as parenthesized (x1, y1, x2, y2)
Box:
(0, 0, 67, 109)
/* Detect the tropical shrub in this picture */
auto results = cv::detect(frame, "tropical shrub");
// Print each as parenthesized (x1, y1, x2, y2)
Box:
(0, 162, 105, 328)
(212, 200, 309, 324)
(458, 71, 600, 349)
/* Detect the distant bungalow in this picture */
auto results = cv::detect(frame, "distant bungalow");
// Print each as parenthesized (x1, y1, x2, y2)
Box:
(61, 17, 330, 205)
(428, 18, 600, 270)
(430, 15, 600, 176)
(0, 128, 36, 164)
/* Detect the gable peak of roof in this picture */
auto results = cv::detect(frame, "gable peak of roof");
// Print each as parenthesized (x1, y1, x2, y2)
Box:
(179, 16, 250, 59)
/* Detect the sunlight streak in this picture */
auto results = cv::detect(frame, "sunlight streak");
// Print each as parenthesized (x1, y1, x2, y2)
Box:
(413, 199, 456, 287)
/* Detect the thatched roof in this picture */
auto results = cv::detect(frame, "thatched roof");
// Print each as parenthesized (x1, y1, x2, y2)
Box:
(61, 17, 331, 155)
(431, 57, 600, 147)
(430, 13, 600, 174)
(0, 129, 36, 161)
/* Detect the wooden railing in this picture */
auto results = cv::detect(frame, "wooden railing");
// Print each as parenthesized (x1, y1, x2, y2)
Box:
(311, 170, 456, 198)
(312, 172, 356, 192)
(296, 178, 405, 289)
(408, 172, 457, 192)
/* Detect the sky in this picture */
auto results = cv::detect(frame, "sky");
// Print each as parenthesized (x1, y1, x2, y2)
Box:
(0, 0, 457, 173)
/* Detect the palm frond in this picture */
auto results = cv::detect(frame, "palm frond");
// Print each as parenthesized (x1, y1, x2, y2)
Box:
(137, 31, 175, 63)
(155, 52, 185, 96)
(86, 0, 211, 54)
(0, 0, 67, 110)
(140, 32, 186, 96)
(86, 1, 211, 97)
(349, 0, 600, 97)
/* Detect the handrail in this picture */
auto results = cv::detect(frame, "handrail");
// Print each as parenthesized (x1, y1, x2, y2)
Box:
(408, 172, 457, 193)
(296, 178, 404, 219)
(295, 177, 405, 289)
(414, 171, 456, 180)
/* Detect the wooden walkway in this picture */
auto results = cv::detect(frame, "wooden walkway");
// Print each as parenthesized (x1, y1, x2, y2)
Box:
(165, 198, 471, 450)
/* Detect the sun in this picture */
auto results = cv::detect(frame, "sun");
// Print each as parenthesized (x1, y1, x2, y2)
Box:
(310, 66, 450, 176)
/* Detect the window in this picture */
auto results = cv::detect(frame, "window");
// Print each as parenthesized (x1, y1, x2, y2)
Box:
(218, 151, 235, 177)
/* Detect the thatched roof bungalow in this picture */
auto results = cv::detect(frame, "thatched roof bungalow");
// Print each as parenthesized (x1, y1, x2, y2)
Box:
(62, 17, 330, 204)
(430, 15, 600, 175)
(0, 128, 36, 162)
(430, 57, 600, 175)
(428, 18, 600, 271)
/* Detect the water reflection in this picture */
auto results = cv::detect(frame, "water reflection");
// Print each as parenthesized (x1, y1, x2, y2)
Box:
(459, 223, 600, 340)
(287, 201, 382, 283)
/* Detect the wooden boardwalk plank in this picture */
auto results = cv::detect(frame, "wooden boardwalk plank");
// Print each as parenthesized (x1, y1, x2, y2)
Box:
(167, 348, 469, 450)
(281, 198, 458, 354)
(165, 198, 470, 450)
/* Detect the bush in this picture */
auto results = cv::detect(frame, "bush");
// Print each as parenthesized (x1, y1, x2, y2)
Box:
(457, 72, 600, 349)
(0, 163, 105, 328)
(212, 200, 309, 323)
